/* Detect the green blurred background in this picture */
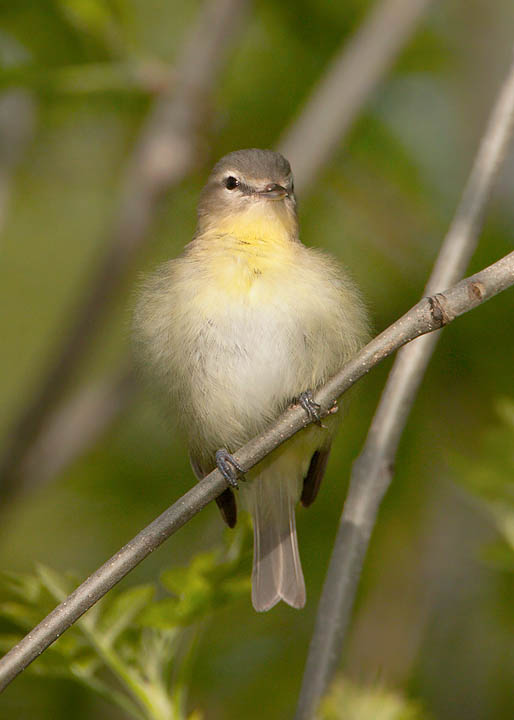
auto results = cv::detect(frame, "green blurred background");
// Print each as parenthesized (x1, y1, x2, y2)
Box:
(0, 0, 513, 718)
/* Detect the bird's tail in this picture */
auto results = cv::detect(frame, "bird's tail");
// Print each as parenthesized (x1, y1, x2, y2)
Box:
(245, 474, 306, 612)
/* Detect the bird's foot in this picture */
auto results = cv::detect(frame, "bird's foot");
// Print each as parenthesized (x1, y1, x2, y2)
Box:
(298, 390, 325, 427)
(215, 449, 245, 489)
(327, 399, 339, 416)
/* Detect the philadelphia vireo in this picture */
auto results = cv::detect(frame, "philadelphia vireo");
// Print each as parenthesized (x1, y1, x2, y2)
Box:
(134, 149, 369, 611)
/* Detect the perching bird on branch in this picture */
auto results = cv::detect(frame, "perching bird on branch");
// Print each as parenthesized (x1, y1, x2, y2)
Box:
(134, 149, 369, 611)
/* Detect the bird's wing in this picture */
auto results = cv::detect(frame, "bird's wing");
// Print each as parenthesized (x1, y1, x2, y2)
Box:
(300, 444, 331, 507)
(190, 452, 237, 528)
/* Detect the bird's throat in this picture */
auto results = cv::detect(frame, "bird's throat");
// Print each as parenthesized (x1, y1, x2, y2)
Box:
(195, 207, 297, 299)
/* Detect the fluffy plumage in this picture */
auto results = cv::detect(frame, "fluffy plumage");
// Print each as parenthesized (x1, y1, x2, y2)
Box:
(134, 149, 369, 611)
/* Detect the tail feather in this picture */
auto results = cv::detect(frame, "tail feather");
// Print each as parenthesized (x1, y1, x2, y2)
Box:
(249, 476, 306, 612)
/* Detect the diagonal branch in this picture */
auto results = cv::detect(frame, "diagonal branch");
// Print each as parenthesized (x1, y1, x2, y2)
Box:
(0, 0, 248, 492)
(294, 49, 514, 720)
(0, 250, 512, 692)
(17, 364, 136, 494)
(9, 0, 434, 496)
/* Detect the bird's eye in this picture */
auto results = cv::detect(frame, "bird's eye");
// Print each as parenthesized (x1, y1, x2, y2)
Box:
(224, 176, 239, 190)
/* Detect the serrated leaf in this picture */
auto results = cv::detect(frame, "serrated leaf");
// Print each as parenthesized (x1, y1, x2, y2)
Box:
(219, 577, 251, 599)
(0, 571, 42, 604)
(0, 633, 22, 653)
(54, 0, 128, 56)
(139, 592, 206, 629)
(36, 563, 76, 602)
(318, 677, 431, 720)
(160, 567, 192, 596)
(160, 551, 219, 595)
(30, 646, 86, 679)
(141, 572, 250, 629)
(453, 396, 514, 507)
(0, 528, 249, 717)
(70, 653, 102, 679)
(56, 0, 121, 36)
(0, 633, 92, 680)
(0, 601, 43, 629)
(99, 584, 155, 643)
(52, 628, 95, 659)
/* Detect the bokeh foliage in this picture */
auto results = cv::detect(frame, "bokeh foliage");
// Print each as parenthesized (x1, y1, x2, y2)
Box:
(0, 0, 513, 718)
(0, 527, 251, 719)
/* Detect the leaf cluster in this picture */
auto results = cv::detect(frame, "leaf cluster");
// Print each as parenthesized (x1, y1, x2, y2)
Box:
(0, 526, 251, 720)
(453, 397, 514, 573)
(317, 677, 431, 720)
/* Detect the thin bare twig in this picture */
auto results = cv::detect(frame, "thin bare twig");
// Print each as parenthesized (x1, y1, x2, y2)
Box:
(0, 0, 248, 492)
(17, 365, 136, 494)
(0, 90, 35, 233)
(10, 0, 433, 494)
(279, 0, 434, 194)
(0, 250, 513, 691)
(294, 50, 514, 720)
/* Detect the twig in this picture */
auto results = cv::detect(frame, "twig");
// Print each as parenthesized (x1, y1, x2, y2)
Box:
(8, 0, 433, 494)
(0, 251, 512, 691)
(15, 366, 136, 496)
(0, 90, 35, 233)
(294, 50, 514, 720)
(0, 0, 248, 492)
(278, 0, 434, 194)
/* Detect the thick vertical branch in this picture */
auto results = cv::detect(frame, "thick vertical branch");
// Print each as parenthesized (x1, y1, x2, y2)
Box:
(294, 50, 514, 720)
(0, 0, 248, 492)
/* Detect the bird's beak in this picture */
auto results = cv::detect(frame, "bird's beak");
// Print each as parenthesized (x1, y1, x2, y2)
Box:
(257, 183, 288, 200)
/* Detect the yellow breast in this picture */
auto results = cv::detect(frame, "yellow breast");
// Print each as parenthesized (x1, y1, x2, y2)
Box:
(193, 206, 297, 303)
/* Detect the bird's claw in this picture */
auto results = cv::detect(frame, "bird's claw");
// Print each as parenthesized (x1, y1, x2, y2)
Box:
(327, 399, 339, 415)
(298, 390, 325, 427)
(215, 449, 245, 489)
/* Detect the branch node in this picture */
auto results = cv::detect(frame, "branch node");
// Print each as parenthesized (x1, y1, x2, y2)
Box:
(468, 279, 487, 302)
(427, 293, 453, 326)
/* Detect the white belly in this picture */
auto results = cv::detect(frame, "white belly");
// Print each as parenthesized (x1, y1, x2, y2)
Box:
(134, 241, 369, 459)
(186, 297, 309, 453)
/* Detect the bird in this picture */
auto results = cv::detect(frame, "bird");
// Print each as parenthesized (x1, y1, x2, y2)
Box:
(133, 148, 370, 611)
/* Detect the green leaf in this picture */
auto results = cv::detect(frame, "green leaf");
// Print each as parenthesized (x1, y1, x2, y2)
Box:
(99, 584, 155, 644)
(0, 633, 22, 653)
(140, 593, 206, 629)
(36, 563, 77, 602)
(452, 396, 514, 558)
(69, 653, 102, 679)
(54, 0, 128, 55)
(0, 571, 42, 604)
(0, 633, 94, 679)
(160, 551, 219, 595)
(318, 677, 431, 720)
(159, 566, 193, 597)
(0, 601, 43, 629)
(0, 524, 249, 717)
(146, 547, 250, 628)
(51, 630, 90, 659)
